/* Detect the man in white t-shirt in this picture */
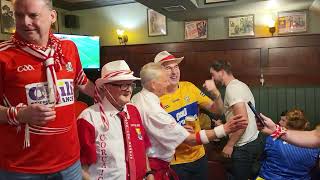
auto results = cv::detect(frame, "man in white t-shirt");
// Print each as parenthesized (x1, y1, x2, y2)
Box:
(203, 60, 261, 180)
(132, 62, 248, 180)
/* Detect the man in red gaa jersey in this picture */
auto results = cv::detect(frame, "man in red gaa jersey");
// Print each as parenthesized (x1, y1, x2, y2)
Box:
(0, 0, 94, 179)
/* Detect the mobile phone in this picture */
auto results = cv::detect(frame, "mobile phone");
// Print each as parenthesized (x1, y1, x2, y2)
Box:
(247, 101, 265, 126)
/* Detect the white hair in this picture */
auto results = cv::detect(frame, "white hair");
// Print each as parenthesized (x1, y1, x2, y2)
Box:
(140, 62, 164, 88)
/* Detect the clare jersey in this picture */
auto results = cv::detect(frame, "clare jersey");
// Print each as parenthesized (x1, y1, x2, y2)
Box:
(0, 39, 88, 173)
(160, 81, 213, 165)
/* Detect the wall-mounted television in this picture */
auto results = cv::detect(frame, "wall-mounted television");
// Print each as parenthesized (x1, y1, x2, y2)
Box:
(54, 34, 100, 69)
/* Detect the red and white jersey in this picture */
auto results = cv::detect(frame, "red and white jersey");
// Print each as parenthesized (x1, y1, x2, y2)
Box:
(0, 39, 88, 173)
(77, 99, 151, 180)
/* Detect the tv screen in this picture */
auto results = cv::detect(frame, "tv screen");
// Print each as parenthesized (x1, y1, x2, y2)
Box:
(54, 34, 100, 69)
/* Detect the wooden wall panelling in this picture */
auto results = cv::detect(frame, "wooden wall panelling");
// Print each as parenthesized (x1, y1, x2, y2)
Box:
(268, 88, 278, 119)
(264, 46, 320, 85)
(276, 88, 287, 118)
(250, 87, 320, 127)
(286, 88, 296, 110)
(315, 89, 320, 123)
(296, 88, 306, 110)
(224, 49, 261, 86)
(100, 35, 320, 126)
(305, 88, 316, 123)
(102, 35, 320, 87)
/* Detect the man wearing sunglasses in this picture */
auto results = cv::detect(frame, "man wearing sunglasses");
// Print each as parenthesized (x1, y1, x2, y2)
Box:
(77, 60, 153, 180)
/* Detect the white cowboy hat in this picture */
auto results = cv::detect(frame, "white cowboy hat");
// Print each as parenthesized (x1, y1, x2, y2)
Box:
(95, 60, 140, 87)
(154, 51, 184, 64)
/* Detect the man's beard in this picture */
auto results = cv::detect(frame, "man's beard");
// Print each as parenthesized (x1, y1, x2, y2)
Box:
(214, 79, 224, 88)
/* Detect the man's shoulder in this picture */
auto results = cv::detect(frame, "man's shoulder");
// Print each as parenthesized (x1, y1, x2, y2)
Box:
(229, 79, 247, 87)
(126, 103, 139, 112)
(177, 81, 198, 92)
(0, 40, 16, 54)
(78, 104, 99, 119)
(131, 92, 141, 102)
(60, 39, 77, 49)
(179, 81, 195, 87)
(179, 81, 202, 95)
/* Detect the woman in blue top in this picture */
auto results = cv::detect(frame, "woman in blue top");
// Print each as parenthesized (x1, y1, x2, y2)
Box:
(257, 109, 320, 180)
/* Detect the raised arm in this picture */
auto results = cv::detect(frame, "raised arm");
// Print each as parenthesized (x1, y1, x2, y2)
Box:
(202, 79, 224, 114)
(259, 113, 320, 148)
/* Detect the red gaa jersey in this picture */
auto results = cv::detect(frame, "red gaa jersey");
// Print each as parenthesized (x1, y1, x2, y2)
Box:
(0, 39, 88, 173)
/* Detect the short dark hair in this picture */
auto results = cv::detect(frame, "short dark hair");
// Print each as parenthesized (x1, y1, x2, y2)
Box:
(210, 60, 232, 74)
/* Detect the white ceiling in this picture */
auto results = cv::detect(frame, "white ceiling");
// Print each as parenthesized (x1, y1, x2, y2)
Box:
(135, 0, 315, 20)
(56, 0, 318, 20)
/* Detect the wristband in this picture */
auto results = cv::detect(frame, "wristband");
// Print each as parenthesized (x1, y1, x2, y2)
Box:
(195, 132, 202, 145)
(199, 130, 209, 144)
(6, 103, 25, 126)
(6, 107, 20, 126)
(214, 92, 221, 100)
(271, 125, 287, 140)
(211, 90, 220, 99)
(213, 125, 226, 138)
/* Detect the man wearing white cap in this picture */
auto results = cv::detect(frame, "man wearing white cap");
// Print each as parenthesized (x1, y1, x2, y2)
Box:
(132, 62, 248, 180)
(77, 60, 153, 180)
(154, 51, 223, 179)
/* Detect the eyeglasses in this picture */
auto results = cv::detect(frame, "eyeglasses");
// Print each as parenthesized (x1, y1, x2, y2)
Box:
(108, 82, 136, 91)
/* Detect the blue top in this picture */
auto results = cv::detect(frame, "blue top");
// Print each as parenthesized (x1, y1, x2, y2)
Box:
(259, 136, 320, 180)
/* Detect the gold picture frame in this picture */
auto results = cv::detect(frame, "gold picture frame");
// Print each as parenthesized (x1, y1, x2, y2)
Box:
(1, 0, 15, 34)
(278, 10, 307, 34)
(184, 20, 208, 40)
(228, 14, 255, 37)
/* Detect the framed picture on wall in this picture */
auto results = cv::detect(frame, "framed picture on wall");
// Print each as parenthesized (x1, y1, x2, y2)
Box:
(51, 13, 59, 33)
(147, 9, 167, 36)
(278, 11, 307, 34)
(184, 20, 208, 40)
(0, 0, 15, 34)
(228, 14, 254, 37)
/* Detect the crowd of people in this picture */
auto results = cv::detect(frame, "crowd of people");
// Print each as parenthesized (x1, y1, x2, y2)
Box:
(0, 0, 319, 180)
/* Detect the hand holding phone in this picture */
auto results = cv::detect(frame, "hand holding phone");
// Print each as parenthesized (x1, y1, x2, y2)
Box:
(247, 101, 265, 126)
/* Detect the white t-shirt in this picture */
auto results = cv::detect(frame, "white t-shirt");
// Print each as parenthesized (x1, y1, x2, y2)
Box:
(224, 79, 259, 147)
(131, 88, 190, 162)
